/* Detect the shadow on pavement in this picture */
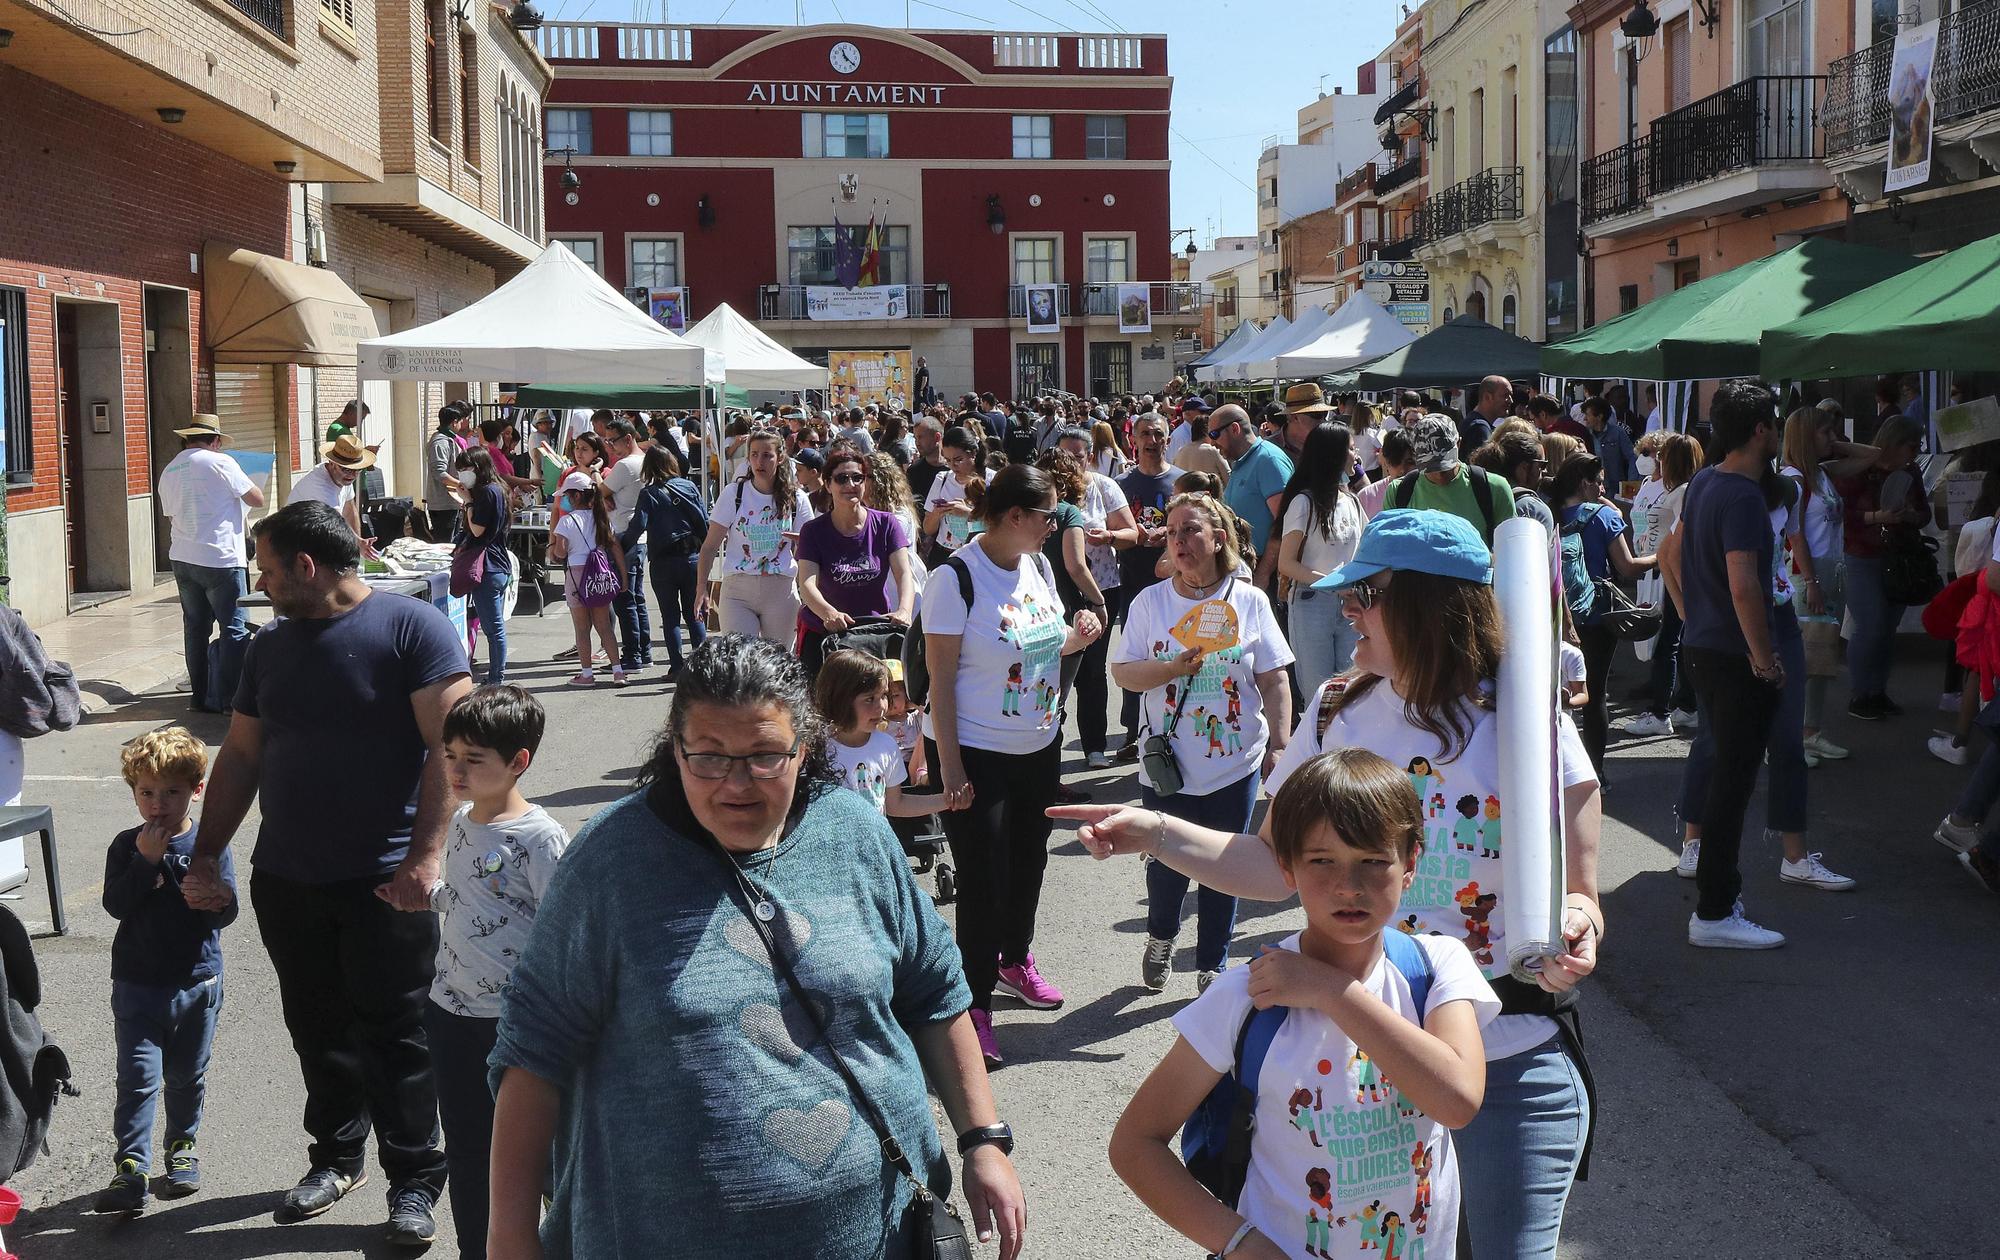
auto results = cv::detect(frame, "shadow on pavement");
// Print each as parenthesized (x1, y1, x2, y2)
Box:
(17, 1186, 421, 1259)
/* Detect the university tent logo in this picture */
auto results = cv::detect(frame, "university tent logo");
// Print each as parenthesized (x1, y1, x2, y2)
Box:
(382, 349, 404, 374)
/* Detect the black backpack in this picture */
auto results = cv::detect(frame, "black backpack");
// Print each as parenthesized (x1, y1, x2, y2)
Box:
(0, 906, 73, 1179)
(1390, 468, 1503, 542)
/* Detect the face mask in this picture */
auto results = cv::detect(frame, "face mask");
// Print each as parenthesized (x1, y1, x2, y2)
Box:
(1635, 455, 1658, 477)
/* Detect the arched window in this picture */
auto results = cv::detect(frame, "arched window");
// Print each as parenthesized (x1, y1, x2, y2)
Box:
(1467, 290, 1487, 323)
(1502, 294, 1518, 335)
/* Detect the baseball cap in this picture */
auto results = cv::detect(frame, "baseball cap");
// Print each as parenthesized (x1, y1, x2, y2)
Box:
(560, 472, 594, 494)
(1408, 414, 1462, 473)
(1180, 396, 1211, 414)
(1312, 508, 1492, 590)
(794, 448, 826, 471)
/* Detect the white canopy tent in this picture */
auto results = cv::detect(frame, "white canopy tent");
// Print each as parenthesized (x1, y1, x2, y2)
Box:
(1272, 294, 1417, 377)
(679, 302, 828, 391)
(1188, 318, 1261, 372)
(356, 242, 712, 385)
(1198, 314, 1289, 383)
(1240, 304, 1341, 378)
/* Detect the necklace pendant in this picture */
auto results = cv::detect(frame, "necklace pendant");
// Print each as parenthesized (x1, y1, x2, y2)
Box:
(755, 900, 777, 922)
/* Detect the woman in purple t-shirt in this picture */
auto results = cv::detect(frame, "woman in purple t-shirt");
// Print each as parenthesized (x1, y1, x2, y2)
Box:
(796, 447, 915, 678)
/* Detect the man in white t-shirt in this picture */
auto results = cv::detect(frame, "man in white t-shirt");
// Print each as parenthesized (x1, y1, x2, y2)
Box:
(601, 417, 652, 671)
(1165, 396, 1210, 463)
(292, 433, 376, 550)
(156, 414, 265, 712)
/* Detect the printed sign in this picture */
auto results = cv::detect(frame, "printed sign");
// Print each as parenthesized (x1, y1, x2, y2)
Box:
(1935, 395, 2000, 452)
(1024, 283, 1061, 335)
(647, 287, 687, 331)
(805, 285, 908, 321)
(1886, 20, 1939, 194)
(1116, 282, 1152, 334)
(1364, 261, 1431, 330)
(1169, 598, 1241, 654)
(828, 349, 912, 410)
(1940, 470, 1987, 529)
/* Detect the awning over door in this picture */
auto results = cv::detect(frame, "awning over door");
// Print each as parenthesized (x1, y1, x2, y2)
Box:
(204, 244, 378, 368)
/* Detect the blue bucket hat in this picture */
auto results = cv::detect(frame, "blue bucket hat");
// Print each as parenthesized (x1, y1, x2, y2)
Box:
(1311, 508, 1492, 590)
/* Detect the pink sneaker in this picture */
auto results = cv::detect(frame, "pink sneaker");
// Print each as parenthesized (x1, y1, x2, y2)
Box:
(994, 953, 1065, 1010)
(970, 1009, 1001, 1065)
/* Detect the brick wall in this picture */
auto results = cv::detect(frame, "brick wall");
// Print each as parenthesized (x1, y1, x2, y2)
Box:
(1280, 206, 1345, 313)
(0, 67, 289, 513)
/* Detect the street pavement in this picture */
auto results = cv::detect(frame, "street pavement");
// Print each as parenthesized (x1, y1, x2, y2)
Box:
(5, 601, 1985, 1259)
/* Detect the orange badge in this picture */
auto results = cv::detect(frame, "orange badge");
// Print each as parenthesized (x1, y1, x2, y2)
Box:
(1170, 599, 1241, 653)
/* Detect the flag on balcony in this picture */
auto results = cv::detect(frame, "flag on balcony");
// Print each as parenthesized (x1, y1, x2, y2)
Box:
(857, 216, 882, 288)
(833, 212, 862, 289)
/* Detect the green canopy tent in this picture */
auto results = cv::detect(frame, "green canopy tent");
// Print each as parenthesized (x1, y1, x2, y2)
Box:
(512, 382, 753, 410)
(1325, 315, 1543, 390)
(1760, 231, 2000, 380)
(1543, 238, 1919, 380)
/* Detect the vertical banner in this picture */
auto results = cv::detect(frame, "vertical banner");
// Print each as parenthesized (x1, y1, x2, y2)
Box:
(648, 286, 687, 332)
(1885, 20, 1939, 194)
(1116, 282, 1153, 334)
(1024, 283, 1061, 335)
(827, 349, 913, 410)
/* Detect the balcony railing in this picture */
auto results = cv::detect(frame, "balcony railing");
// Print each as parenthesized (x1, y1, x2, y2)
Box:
(1581, 75, 1823, 224)
(1375, 210, 1424, 262)
(1827, 0, 2000, 154)
(1080, 282, 1208, 317)
(1374, 154, 1422, 196)
(758, 283, 953, 321)
(1374, 77, 1422, 125)
(1007, 284, 1072, 318)
(226, 0, 286, 37)
(1418, 166, 1524, 242)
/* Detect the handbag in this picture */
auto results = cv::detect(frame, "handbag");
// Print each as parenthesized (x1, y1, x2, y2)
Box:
(1142, 669, 1194, 798)
(1882, 530, 1944, 608)
(575, 545, 624, 608)
(1592, 579, 1664, 642)
(694, 832, 974, 1260)
(448, 541, 486, 598)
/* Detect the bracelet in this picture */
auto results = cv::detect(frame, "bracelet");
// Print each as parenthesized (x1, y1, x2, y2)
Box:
(1151, 809, 1168, 857)
(1220, 1221, 1258, 1257)
(1564, 895, 1605, 938)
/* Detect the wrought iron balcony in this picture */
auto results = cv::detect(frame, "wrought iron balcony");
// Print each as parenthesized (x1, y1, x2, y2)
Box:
(226, 0, 286, 37)
(1373, 154, 1422, 196)
(757, 283, 952, 321)
(1418, 166, 1524, 242)
(1007, 284, 1072, 318)
(1581, 75, 1822, 224)
(1080, 282, 1208, 318)
(1375, 209, 1424, 262)
(1827, 0, 2000, 155)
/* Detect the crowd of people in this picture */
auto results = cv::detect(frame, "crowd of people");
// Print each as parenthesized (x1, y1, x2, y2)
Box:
(117, 360, 1995, 1260)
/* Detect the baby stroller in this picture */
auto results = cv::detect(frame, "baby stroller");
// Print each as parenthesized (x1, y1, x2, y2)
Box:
(809, 619, 956, 906)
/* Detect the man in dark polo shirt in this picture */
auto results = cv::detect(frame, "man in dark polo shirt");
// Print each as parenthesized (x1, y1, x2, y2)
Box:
(184, 501, 471, 1246)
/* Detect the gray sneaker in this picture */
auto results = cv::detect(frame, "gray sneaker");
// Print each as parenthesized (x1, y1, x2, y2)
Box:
(159, 1139, 200, 1199)
(1196, 968, 1222, 995)
(1141, 936, 1172, 992)
(278, 1167, 366, 1223)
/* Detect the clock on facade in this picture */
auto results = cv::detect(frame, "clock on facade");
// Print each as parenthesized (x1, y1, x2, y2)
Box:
(829, 41, 861, 73)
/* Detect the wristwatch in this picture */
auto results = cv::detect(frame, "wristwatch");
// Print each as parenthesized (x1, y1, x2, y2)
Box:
(956, 1122, 1014, 1157)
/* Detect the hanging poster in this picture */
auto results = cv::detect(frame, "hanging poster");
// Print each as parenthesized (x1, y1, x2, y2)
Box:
(648, 286, 687, 331)
(1024, 283, 1061, 335)
(805, 285, 908, 321)
(1116, 282, 1153, 334)
(827, 349, 913, 410)
(1885, 20, 1939, 194)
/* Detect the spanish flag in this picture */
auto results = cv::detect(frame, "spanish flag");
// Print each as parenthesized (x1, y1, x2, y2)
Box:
(857, 216, 881, 288)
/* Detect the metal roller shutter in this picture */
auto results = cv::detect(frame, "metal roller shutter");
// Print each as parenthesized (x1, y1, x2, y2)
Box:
(214, 365, 278, 526)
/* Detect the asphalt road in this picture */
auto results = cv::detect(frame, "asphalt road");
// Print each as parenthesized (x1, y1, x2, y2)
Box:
(5, 603, 1985, 1259)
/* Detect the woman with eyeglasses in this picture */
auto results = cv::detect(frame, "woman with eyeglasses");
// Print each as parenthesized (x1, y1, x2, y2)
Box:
(694, 428, 816, 647)
(924, 463, 1103, 1064)
(489, 634, 1027, 1260)
(1112, 492, 1293, 996)
(1058, 508, 1604, 1260)
(795, 448, 916, 679)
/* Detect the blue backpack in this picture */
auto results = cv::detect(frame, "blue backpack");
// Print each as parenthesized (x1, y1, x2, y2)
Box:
(1559, 505, 1604, 624)
(1181, 931, 1435, 1209)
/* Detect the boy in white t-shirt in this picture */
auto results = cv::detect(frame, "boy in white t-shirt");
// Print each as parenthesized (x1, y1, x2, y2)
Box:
(1111, 748, 1497, 1260)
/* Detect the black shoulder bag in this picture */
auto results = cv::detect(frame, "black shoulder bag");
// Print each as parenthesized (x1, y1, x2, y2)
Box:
(695, 828, 974, 1260)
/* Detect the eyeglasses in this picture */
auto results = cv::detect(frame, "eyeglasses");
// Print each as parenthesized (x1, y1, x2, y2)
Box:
(1206, 426, 1232, 440)
(831, 472, 867, 486)
(1023, 505, 1059, 532)
(676, 735, 802, 780)
(1336, 576, 1392, 612)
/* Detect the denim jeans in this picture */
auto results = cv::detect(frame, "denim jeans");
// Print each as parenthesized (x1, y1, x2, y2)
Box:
(648, 549, 707, 668)
(1843, 553, 1900, 699)
(1453, 1035, 1590, 1259)
(1684, 647, 1783, 920)
(1142, 769, 1260, 973)
(1954, 698, 2000, 859)
(112, 976, 223, 1168)
(469, 564, 510, 685)
(1644, 601, 1694, 718)
(1679, 608, 1808, 835)
(172, 561, 250, 711)
(613, 541, 652, 667)
(1288, 587, 1360, 693)
(422, 1002, 497, 1259)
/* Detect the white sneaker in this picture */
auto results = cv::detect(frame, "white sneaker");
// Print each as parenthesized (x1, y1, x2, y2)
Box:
(1086, 751, 1113, 770)
(1935, 815, 1981, 854)
(1928, 734, 1972, 767)
(1618, 712, 1675, 737)
(1688, 906, 1786, 949)
(1671, 708, 1700, 730)
(1675, 839, 1700, 879)
(1802, 733, 1850, 761)
(1780, 852, 1856, 891)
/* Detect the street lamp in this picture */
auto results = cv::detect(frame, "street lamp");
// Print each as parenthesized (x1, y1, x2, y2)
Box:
(1621, 0, 1661, 58)
(547, 146, 580, 200)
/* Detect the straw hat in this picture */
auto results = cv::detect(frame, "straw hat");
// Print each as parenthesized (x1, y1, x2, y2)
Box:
(173, 414, 229, 443)
(320, 433, 377, 471)
(1282, 382, 1334, 415)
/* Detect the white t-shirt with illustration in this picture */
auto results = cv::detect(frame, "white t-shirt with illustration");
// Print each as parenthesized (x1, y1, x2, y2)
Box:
(1080, 473, 1131, 592)
(829, 730, 908, 813)
(1281, 492, 1364, 582)
(919, 539, 1069, 756)
(711, 479, 815, 577)
(1174, 933, 1498, 1260)
(1115, 576, 1294, 798)
(925, 470, 983, 553)
(430, 803, 570, 1019)
(1267, 679, 1596, 1062)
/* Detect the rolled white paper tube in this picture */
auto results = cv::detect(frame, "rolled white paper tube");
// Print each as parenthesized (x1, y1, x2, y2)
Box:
(1493, 516, 1567, 984)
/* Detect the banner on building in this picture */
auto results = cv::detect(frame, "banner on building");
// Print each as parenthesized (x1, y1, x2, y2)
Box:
(806, 285, 908, 321)
(1116, 283, 1152, 334)
(1885, 19, 1939, 194)
(648, 287, 687, 332)
(828, 349, 913, 410)
(1363, 260, 1432, 328)
(1024, 283, 1061, 335)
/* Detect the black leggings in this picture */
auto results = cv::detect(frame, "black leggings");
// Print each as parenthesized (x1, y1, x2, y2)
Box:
(1577, 623, 1619, 776)
(924, 735, 1061, 1009)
